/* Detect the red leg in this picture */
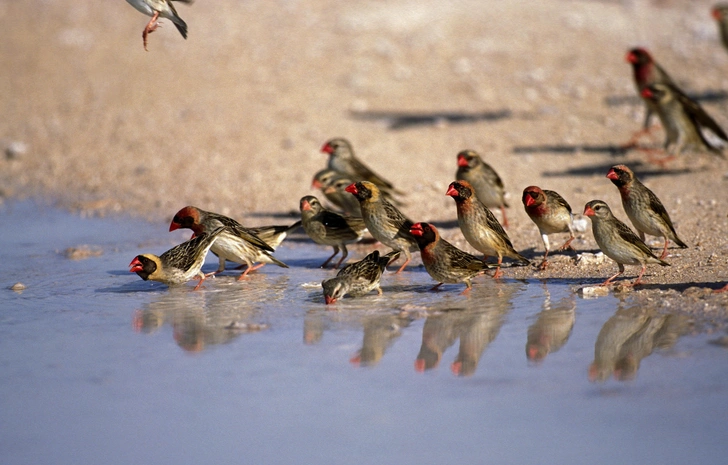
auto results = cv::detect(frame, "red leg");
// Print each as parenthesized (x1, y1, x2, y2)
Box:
(320, 246, 340, 268)
(430, 283, 443, 291)
(558, 235, 575, 251)
(193, 275, 206, 291)
(714, 283, 728, 293)
(395, 255, 411, 274)
(660, 238, 669, 260)
(492, 256, 504, 279)
(500, 206, 509, 228)
(599, 267, 624, 286)
(142, 11, 160, 51)
(631, 265, 648, 286)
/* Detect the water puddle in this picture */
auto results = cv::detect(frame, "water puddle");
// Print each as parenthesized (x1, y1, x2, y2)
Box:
(1, 201, 727, 464)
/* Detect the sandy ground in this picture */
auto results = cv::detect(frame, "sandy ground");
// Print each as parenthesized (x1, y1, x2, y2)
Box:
(1, 0, 727, 321)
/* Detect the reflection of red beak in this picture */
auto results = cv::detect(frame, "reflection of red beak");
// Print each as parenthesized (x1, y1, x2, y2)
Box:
(414, 358, 426, 372)
(445, 185, 458, 197)
(456, 154, 469, 167)
(349, 354, 361, 366)
(583, 206, 595, 217)
(321, 142, 334, 154)
(324, 295, 336, 305)
(640, 88, 654, 99)
(450, 361, 462, 376)
(409, 223, 424, 236)
(524, 195, 535, 207)
(344, 183, 358, 195)
(169, 221, 180, 232)
(606, 169, 618, 181)
(129, 257, 143, 272)
(625, 51, 637, 64)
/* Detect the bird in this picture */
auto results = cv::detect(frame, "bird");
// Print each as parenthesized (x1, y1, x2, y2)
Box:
(247, 221, 302, 250)
(455, 150, 510, 227)
(583, 200, 669, 286)
(410, 222, 493, 293)
(125, 0, 192, 51)
(640, 83, 727, 158)
(522, 186, 575, 270)
(606, 165, 688, 259)
(321, 138, 405, 200)
(311, 169, 361, 216)
(712, 5, 728, 51)
(129, 226, 224, 290)
(169, 206, 288, 280)
(321, 250, 401, 304)
(299, 196, 367, 268)
(625, 47, 677, 137)
(345, 181, 418, 273)
(446, 180, 528, 278)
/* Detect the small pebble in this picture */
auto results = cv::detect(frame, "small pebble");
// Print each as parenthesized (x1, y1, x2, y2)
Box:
(10, 282, 26, 291)
(577, 286, 610, 298)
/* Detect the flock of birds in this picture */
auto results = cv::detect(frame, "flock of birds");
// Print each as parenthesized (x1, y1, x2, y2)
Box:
(127, 2, 728, 300)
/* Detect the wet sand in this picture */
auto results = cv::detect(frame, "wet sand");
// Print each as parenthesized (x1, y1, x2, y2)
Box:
(1, 0, 727, 318)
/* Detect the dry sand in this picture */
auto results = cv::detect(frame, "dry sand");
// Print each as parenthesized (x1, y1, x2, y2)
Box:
(1, 0, 727, 322)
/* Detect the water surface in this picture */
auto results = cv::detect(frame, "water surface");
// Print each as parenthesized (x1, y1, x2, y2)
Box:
(1, 201, 727, 465)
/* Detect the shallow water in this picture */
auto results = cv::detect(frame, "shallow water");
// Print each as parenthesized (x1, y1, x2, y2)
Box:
(1, 201, 727, 465)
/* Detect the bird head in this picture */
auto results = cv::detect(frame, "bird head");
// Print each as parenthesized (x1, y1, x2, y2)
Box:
(456, 150, 478, 169)
(446, 180, 473, 202)
(409, 222, 438, 247)
(170, 206, 202, 232)
(321, 138, 352, 158)
(322, 277, 347, 305)
(299, 196, 320, 213)
(129, 254, 158, 280)
(713, 7, 724, 21)
(583, 200, 611, 219)
(345, 181, 376, 201)
(626, 47, 651, 66)
(522, 186, 545, 208)
(606, 165, 634, 187)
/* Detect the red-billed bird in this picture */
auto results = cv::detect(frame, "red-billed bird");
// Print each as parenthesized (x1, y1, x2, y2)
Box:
(584, 200, 669, 286)
(455, 150, 510, 227)
(447, 180, 528, 278)
(321, 250, 400, 304)
(129, 226, 224, 290)
(410, 222, 493, 293)
(522, 186, 575, 270)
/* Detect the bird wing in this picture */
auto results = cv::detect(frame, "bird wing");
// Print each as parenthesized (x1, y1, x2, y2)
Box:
(349, 157, 395, 191)
(161, 227, 222, 271)
(205, 213, 274, 252)
(646, 189, 678, 234)
(545, 190, 572, 214)
(442, 240, 493, 271)
(613, 218, 659, 259)
(674, 87, 728, 142)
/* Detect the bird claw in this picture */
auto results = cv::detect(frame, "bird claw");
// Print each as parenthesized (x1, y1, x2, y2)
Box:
(538, 260, 549, 271)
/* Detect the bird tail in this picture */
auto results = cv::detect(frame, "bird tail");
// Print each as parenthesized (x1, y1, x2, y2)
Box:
(673, 236, 688, 249)
(266, 253, 289, 269)
(172, 19, 188, 39)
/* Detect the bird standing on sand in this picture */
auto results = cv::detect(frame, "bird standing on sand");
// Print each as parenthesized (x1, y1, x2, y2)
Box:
(447, 180, 528, 278)
(345, 181, 418, 273)
(712, 5, 728, 51)
(311, 169, 361, 216)
(640, 84, 727, 158)
(410, 222, 492, 293)
(299, 196, 367, 268)
(126, 0, 192, 51)
(169, 206, 288, 280)
(522, 186, 575, 270)
(129, 227, 224, 290)
(583, 200, 669, 287)
(606, 165, 687, 259)
(321, 138, 404, 201)
(625, 48, 676, 135)
(322, 250, 400, 304)
(455, 150, 510, 227)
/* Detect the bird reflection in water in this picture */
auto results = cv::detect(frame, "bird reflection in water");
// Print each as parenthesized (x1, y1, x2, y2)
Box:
(526, 285, 576, 364)
(132, 280, 278, 352)
(589, 302, 690, 382)
(414, 282, 522, 376)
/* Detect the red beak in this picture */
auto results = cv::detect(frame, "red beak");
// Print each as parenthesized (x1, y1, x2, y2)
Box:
(445, 185, 458, 197)
(301, 200, 311, 211)
(713, 8, 722, 21)
(409, 223, 424, 236)
(524, 195, 536, 207)
(583, 206, 595, 217)
(312, 178, 322, 189)
(640, 88, 654, 99)
(324, 295, 336, 305)
(169, 221, 180, 232)
(606, 169, 618, 181)
(129, 257, 143, 272)
(321, 143, 334, 154)
(456, 155, 469, 168)
(625, 51, 637, 64)
(344, 183, 358, 195)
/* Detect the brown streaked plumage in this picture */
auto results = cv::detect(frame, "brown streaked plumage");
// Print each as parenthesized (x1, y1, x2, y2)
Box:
(129, 226, 224, 290)
(169, 206, 287, 280)
(606, 165, 687, 259)
(299, 195, 367, 268)
(410, 222, 493, 293)
(641, 83, 727, 158)
(447, 180, 528, 279)
(455, 150, 509, 227)
(522, 186, 575, 270)
(584, 200, 669, 287)
(345, 181, 418, 273)
(322, 250, 400, 304)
